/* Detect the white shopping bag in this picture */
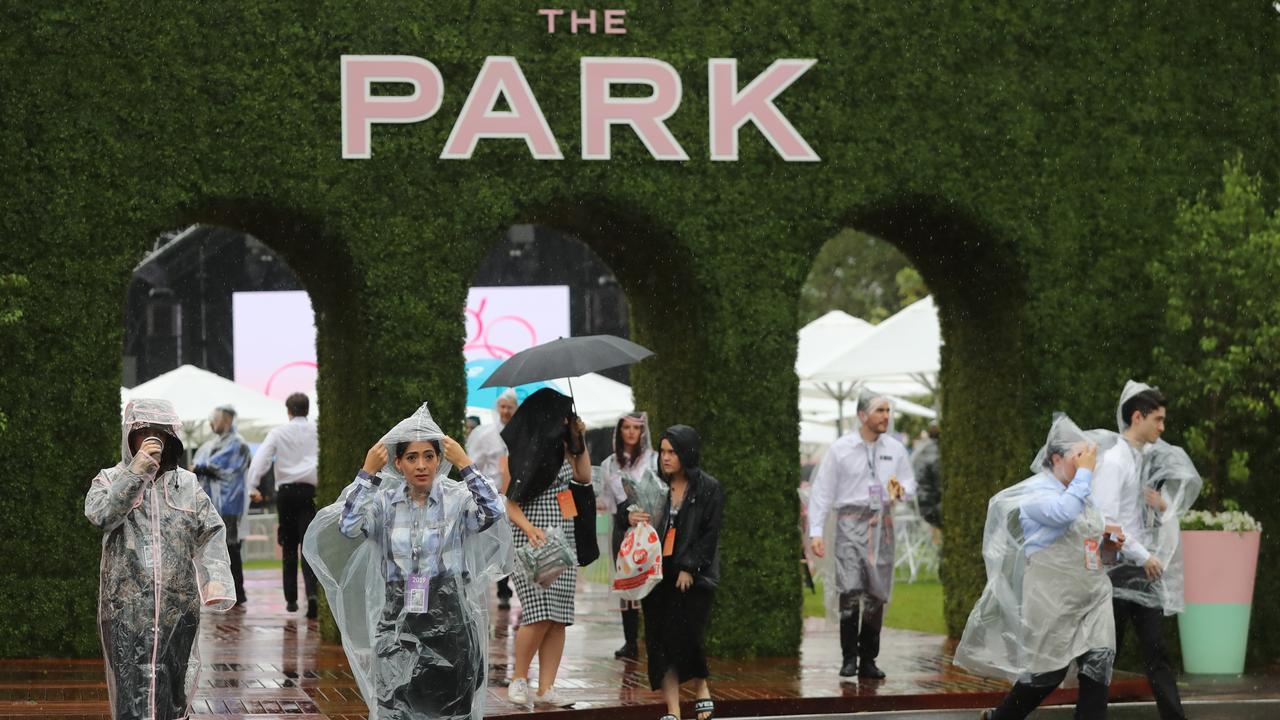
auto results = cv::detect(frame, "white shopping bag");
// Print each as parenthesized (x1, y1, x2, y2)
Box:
(612, 521, 664, 601)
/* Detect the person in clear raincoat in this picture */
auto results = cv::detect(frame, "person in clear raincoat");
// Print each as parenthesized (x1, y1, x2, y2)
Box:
(955, 414, 1123, 720)
(86, 398, 235, 720)
(595, 411, 659, 660)
(302, 403, 512, 720)
(191, 405, 253, 606)
(807, 391, 915, 679)
(465, 388, 519, 608)
(1093, 381, 1201, 720)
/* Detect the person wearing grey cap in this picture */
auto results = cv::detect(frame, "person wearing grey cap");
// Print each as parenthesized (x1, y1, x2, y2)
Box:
(192, 404, 253, 606)
(808, 391, 916, 679)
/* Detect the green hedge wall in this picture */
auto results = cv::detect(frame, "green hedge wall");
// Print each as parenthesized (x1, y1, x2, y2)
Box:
(1, 1, 1276, 663)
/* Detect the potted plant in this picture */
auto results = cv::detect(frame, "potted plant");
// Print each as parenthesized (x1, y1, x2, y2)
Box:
(1178, 507, 1262, 674)
(1149, 156, 1278, 674)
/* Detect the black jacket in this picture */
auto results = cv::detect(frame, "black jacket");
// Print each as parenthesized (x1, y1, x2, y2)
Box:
(656, 425, 724, 590)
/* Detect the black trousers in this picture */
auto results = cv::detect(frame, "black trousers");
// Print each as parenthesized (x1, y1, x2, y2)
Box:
(990, 660, 1109, 720)
(222, 514, 246, 603)
(839, 591, 884, 663)
(276, 483, 318, 603)
(1114, 597, 1185, 720)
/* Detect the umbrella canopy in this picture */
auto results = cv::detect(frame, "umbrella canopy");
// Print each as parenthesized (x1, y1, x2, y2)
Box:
(796, 310, 874, 379)
(123, 364, 305, 444)
(806, 295, 941, 384)
(479, 335, 654, 389)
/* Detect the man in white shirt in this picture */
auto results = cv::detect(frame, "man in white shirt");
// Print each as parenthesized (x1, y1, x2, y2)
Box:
(465, 388, 518, 608)
(247, 393, 320, 618)
(808, 392, 916, 680)
(1092, 383, 1184, 720)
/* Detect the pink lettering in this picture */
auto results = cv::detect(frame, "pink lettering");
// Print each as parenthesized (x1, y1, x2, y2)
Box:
(570, 9, 597, 34)
(603, 10, 627, 34)
(442, 57, 562, 160)
(341, 55, 444, 159)
(580, 57, 688, 161)
(709, 59, 819, 162)
(538, 8, 564, 33)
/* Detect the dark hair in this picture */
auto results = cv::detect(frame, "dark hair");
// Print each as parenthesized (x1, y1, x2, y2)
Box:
(614, 413, 646, 469)
(395, 439, 441, 458)
(1042, 443, 1071, 469)
(285, 392, 309, 417)
(1121, 388, 1167, 427)
(927, 423, 940, 440)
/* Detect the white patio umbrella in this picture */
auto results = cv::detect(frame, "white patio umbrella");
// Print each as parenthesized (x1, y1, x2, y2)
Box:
(807, 295, 940, 386)
(548, 373, 634, 429)
(123, 365, 298, 444)
(796, 310, 876, 436)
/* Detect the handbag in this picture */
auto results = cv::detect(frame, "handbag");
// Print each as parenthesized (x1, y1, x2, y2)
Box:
(569, 481, 599, 566)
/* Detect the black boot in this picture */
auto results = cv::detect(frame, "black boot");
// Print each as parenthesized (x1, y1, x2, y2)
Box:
(306, 596, 318, 620)
(857, 658, 886, 679)
(839, 615, 858, 677)
(615, 608, 640, 660)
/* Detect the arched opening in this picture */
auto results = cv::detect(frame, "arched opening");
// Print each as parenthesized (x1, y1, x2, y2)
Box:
(119, 203, 365, 624)
(801, 196, 1031, 636)
(460, 202, 707, 666)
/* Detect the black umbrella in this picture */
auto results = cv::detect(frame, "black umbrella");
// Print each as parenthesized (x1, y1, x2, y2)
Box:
(479, 335, 654, 389)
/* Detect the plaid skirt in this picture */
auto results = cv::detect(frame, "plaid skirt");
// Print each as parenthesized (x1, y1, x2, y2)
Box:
(511, 462, 577, 625)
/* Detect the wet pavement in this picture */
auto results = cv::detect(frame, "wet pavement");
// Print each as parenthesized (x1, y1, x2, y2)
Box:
(3, 568, 1275, 718)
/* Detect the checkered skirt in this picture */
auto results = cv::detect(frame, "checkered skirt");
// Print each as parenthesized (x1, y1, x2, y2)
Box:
(511, 461, 577, 625)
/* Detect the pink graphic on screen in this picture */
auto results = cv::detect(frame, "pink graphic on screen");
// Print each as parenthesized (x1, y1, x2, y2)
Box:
(233, 286, 570, 397)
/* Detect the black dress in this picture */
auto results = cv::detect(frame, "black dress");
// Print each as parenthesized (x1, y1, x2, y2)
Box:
(640, 452, 724, 691)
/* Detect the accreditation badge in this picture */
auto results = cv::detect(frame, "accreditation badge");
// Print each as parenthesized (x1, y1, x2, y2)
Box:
(406, 574, 430, 614)
(1084, 539, 1101, 570)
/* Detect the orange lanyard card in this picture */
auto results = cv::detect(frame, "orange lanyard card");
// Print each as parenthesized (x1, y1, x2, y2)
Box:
(556, 489, 577, 519)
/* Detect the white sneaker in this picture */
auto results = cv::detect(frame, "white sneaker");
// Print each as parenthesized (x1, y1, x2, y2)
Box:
(507, 678, 529, 705)
(535, 686, 569, 706)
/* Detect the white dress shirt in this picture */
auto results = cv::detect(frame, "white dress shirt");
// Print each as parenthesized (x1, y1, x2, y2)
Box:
(1092, 439, 1151, 564)
(464, 422, 507, 481)
(808, 432, 916, 538)
(247, 416, 319, 491)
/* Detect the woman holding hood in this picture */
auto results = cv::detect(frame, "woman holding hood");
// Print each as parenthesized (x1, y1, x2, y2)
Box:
(302, 403, 512, 720)
(955, 414, 1124, 720)
(86, 398, 235, 720)
(628, 425, 724, 720)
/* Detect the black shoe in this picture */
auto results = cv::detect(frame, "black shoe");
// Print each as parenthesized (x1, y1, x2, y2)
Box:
(286, 602, 299, 612)
(839, 660, 858, 677)
(857, 659, 886, 679)
(614, 643, 638, 660)
(306, 597, 318, 619)
(497, 597, 511, 610)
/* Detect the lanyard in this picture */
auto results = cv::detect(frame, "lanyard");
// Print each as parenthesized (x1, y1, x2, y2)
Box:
(864, 441, 879, 484)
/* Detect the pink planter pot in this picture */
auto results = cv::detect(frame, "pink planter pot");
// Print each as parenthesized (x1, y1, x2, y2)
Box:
(1179, 530, 1260, 674)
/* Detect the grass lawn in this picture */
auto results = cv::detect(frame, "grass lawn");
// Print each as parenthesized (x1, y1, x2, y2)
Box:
(244, 558, 283, 571)
(803, 580, 946, 636)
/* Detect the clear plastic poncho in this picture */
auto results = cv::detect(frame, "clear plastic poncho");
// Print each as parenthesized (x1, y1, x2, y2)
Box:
(302, 403, 513, 720)
(954, 414, 1119, 686)
(191, 407, 252, 541)
(86, 398, 234, 720)
(809, 393, 917, 621)
(1109, 382, 1203, 614)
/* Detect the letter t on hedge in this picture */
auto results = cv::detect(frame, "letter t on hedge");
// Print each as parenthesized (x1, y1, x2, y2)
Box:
(342, 55, 444, 159)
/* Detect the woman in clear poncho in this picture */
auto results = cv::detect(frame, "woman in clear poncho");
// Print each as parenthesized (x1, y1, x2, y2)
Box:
(595, 411, 659, 660)
(302, 403, 512, 720)
(86, 398, 235, 720)
(955, 414, 1123, 720)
